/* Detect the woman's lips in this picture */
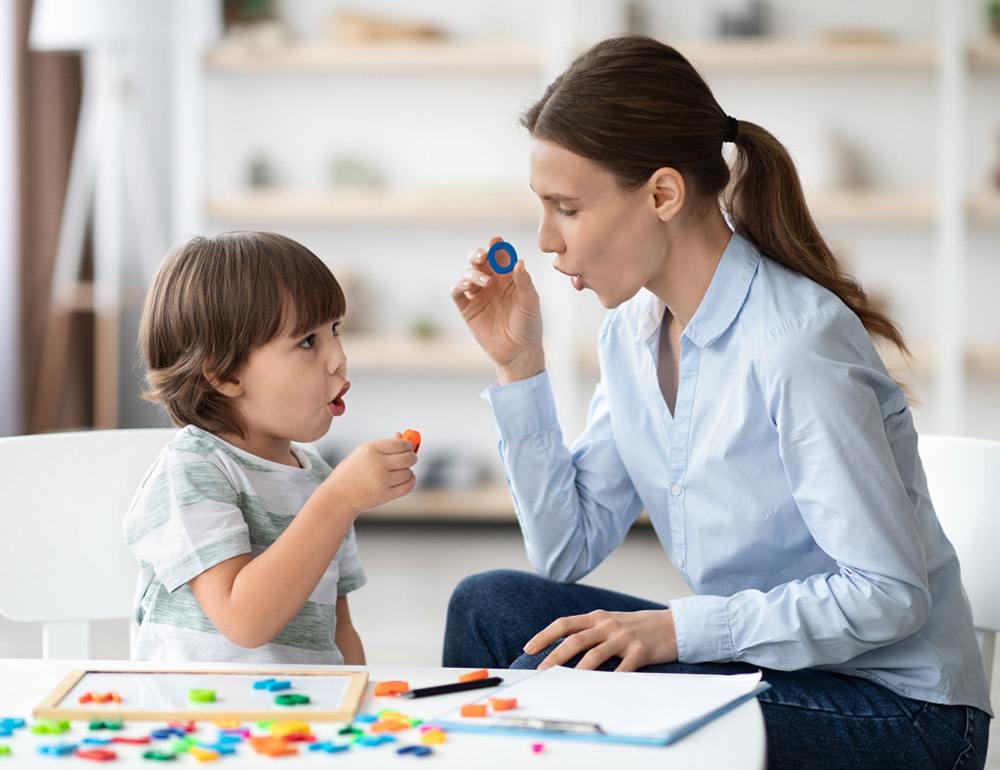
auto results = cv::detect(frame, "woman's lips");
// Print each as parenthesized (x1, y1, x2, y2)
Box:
(554, 261, 584, 291)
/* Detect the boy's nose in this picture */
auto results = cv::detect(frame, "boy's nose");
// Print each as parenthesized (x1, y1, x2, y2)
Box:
(327, 347, 346, 375)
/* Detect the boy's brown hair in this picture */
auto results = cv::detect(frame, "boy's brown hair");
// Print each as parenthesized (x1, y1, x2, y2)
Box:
(139, 231, 346, 439)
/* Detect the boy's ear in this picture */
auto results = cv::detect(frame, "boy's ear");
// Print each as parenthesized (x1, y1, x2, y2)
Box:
(203, 361, 243, 398)
(648, 167, 685, 222)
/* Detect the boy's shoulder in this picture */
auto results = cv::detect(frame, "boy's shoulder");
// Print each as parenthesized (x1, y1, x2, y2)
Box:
(168, 426, 282, 475)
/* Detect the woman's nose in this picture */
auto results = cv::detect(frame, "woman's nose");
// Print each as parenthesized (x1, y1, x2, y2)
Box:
(537, 212, 565, 255)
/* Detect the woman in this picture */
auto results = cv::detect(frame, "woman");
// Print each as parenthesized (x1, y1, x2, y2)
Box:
(445, 35, 991, 770)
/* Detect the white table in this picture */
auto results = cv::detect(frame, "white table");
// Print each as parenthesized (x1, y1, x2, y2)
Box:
(0, 659, 766, 768)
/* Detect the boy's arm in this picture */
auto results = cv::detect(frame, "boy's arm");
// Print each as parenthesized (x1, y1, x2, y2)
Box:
(334, 594, 366, 665)
(189, 437, 414, 649)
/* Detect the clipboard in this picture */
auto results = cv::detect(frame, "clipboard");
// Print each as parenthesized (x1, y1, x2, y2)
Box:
(432, 666, 770, 746)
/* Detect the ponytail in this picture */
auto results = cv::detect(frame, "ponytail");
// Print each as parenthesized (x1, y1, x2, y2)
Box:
(723, 121, 910, 360)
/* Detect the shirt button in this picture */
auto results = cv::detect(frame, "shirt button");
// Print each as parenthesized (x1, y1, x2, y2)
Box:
(677, 556, 685, 570)
(670, 484, 682, 496)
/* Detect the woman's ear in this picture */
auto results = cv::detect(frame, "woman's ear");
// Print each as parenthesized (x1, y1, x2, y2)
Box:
(203, 361, 243, 398)
(649, 167, 685, 222)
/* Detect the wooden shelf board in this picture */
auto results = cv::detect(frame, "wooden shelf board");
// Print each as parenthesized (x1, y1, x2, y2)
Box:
(808, 190, 936, 223)
(204, 39, 945, 76)
(204, 42, 543, 74)
(206, 189, 538, 224)
(206, 189, 951, 226)
(682, 40, 937, 70)
(969, 42, 1000, 67)
(368, 483, 514, 522)
(968, 192, 1000, 221)
(367, 483, 654, 525)
(341, 334, 493, 375)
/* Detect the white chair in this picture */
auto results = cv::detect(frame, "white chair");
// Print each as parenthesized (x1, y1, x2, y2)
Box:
(0, 428, 175, 658)
(918, 433, 1000, 689)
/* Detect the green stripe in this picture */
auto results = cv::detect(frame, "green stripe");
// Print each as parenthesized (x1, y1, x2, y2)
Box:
(337, 571, 367, 594)
(238, 492, 292, 547)
(143, 582, 338, 653)
(160, 535, 249, 589)
(175, 430, 280, 474)
(125, 462, 239, 545)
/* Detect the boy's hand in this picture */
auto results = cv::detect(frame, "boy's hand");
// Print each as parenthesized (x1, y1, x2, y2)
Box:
(327, 435, 417, 514)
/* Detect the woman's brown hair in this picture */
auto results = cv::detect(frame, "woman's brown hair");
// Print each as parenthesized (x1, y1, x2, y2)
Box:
(139, 231, 346, 439)
(521, 34, 909, 361)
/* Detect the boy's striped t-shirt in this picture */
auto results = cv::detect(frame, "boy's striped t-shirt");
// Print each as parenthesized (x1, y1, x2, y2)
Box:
(123, 425, 365, 663)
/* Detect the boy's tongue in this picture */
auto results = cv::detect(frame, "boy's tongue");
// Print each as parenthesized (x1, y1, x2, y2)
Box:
(328, 396, 346, 417)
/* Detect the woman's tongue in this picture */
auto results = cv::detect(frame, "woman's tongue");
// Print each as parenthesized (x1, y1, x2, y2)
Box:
(571, 274, 583, 291)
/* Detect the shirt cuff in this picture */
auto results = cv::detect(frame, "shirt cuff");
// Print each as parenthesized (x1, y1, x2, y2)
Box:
(670, 594, 735, 664)
(481, 371, 559, 441)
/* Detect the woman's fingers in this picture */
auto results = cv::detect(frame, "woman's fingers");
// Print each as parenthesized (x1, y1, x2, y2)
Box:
(524, 612, 600, 656)
(526, 610, 677, 672)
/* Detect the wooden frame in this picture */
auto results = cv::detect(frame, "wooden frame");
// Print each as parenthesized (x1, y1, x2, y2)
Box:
(35, 668, 368, 722)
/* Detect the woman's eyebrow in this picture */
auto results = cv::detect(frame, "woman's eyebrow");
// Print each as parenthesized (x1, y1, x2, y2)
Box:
(531, 188, 582, 203)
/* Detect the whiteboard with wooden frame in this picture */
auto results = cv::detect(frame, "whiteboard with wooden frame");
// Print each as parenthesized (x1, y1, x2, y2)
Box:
(35, 668, 368, 722)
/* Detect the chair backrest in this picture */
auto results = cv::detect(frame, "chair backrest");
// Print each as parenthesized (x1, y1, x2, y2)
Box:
(918, 433, 1000, 688)
(0, 428, 175, 658)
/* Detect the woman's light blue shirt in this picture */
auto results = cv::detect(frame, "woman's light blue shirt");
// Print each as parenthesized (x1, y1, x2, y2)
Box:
(483, 232, 991, 714)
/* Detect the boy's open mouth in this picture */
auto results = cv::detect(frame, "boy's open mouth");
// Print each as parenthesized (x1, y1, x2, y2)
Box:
(328, 381, 350, 417)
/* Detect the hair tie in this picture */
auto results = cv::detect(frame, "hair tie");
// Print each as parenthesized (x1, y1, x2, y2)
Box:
(724, 115, 739, 144)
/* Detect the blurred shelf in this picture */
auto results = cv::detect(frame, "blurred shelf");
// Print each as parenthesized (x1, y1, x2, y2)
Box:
(207, 188, 947, 225)
(808, 190, 936, 223)
(969, 41, 1000, 67)
(204, 41, 544, 74)
(368, 481, 655, 525)
(206, 189, 538, 224)
(968, 192, 1000, 221)
(342, 334, 494, 376)
(369, 482, 514, 522)
(967, 346, 1000, 377)
(682, 40, 937, 70)
(204, 39, 952, 76)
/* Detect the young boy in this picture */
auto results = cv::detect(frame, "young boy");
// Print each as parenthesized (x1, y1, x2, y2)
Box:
(124, 231, 417, 663)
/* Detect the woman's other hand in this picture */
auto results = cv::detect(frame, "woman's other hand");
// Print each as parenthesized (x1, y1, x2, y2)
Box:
(450, 236, 545, 384)
(522, 609, 679, 672)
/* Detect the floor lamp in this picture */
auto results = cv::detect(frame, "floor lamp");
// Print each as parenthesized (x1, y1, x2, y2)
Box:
(29, 0, 166, 430)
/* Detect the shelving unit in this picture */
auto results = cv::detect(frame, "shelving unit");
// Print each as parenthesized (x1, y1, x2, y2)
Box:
(205, 189, 538, 225)
(204, 41, 544, 73)
(172, 1, 1000, 521)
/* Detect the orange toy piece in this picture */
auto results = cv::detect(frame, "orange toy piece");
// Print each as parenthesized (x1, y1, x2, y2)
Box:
(78, 692, 119, 705)
(488, 697, 517, 711)
(374, 680, 410, 696)
(458, 669, 489, 683)
(401, 429, 421, 453)
(460, 704, 488, 717)
(249, 737, 298, 757)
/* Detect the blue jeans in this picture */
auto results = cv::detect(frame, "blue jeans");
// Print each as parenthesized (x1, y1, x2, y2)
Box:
(443, 570, 990, 770)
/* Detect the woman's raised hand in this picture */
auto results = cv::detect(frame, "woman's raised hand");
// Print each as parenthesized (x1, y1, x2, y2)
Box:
(450, 236, 545, 384)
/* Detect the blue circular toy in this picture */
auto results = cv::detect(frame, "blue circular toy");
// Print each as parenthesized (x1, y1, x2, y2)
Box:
(487, 241, 518, 274)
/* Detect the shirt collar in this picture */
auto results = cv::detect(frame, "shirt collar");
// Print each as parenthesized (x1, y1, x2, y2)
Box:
(632, 231, 761, 348)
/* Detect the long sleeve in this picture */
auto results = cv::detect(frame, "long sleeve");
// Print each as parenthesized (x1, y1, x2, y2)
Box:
(483, 371, 645, 583)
